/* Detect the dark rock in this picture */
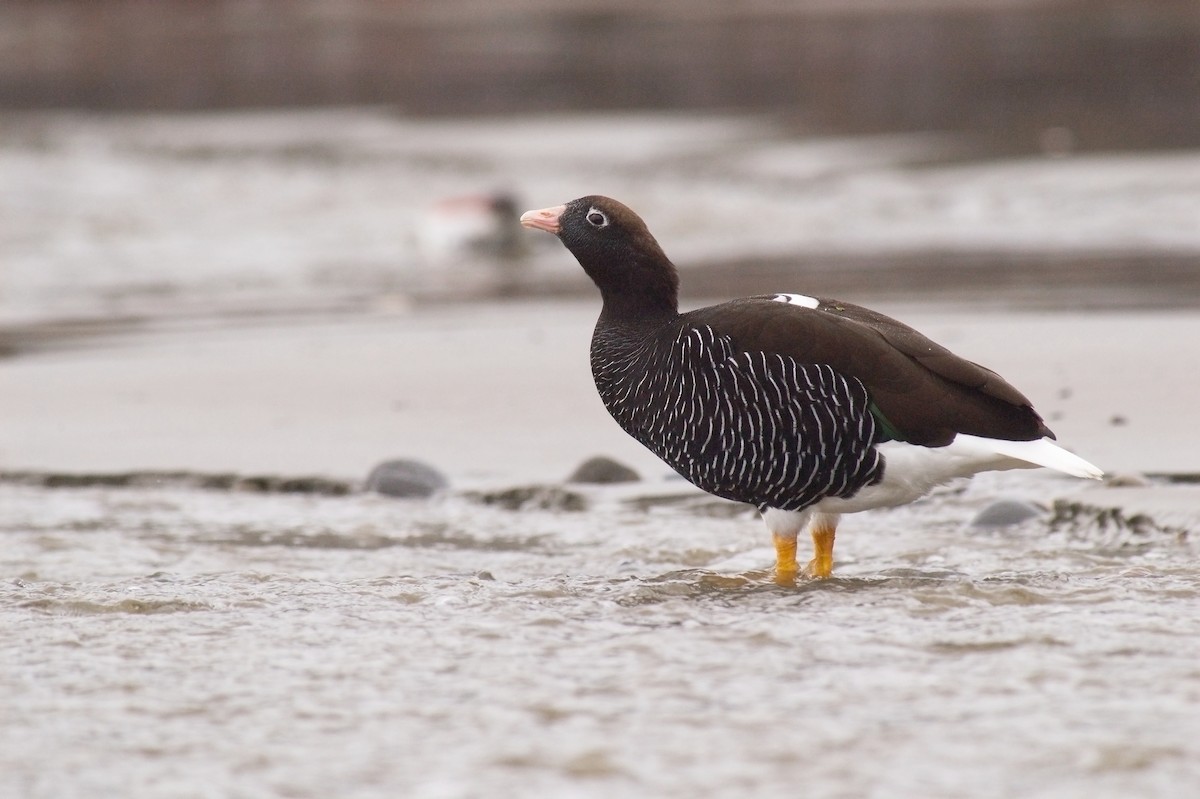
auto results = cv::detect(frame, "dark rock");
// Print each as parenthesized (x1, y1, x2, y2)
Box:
(365, 459, 448, 499)
(1149, 472, 1200, 485)
(567, 455, 640, 484)
(1049, 499, 1185, 545)
(235, 475, 353, 496)
(0, 469, 354, 495)
(464, 485, 587, 512)
(971, 499, 1044, 528)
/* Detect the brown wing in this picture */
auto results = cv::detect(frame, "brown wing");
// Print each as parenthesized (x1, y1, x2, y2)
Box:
(686, 296, 1053, 446)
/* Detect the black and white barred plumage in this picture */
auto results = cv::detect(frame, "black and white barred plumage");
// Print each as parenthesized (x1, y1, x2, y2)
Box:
(519, 195, 1102, 578)
(591, 320, 883, 511)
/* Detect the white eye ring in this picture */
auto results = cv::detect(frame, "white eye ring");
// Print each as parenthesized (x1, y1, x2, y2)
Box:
(585, 208, 609, 228)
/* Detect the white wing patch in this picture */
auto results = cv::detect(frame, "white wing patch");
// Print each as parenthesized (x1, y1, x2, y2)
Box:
(772, 293, 820, 309)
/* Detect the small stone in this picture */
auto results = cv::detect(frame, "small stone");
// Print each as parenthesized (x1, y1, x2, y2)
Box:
(971, 499, 1044, 528)
(562, 748, 622, 777)
(364, 459, 448, 498)
(1104, 472, 1151, 488)
(567, 455, 640, 484)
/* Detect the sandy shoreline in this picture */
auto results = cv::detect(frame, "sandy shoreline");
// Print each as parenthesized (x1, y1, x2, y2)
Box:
(3, 299, 1196, 486)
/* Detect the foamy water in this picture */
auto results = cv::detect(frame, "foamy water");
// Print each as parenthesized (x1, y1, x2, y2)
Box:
(3, 474, 1196, 799)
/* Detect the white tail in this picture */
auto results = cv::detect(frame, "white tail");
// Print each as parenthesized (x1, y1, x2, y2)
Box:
(956, 434, 1104, 480)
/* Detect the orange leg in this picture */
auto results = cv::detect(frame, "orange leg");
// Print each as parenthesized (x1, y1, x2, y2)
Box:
(772, 532, 799, 585)
(806, 515, 838, 579)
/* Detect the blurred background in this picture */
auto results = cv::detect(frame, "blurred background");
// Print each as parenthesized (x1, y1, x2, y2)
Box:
(2, 0, 1199, 344)
(4, 0, 1199, 146)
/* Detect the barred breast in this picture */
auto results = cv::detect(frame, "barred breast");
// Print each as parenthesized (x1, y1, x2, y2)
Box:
(590, 321, 884, 512)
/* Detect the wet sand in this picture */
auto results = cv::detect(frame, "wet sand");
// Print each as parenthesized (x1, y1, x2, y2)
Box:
(2, 300, 1197, 480)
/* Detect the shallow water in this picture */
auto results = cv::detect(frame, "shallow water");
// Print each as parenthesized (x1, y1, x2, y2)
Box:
(2, 475, 1197, 799)
(5, 111, 1200, 331)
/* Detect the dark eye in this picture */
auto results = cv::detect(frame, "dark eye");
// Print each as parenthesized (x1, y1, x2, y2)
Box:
(586, 208, 609, 228)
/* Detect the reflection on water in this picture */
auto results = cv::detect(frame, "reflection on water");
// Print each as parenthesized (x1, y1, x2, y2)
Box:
(1, 477, 1197, 798)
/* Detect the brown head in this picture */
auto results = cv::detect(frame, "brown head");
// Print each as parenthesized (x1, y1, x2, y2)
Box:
(521, 196, 679, 320)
